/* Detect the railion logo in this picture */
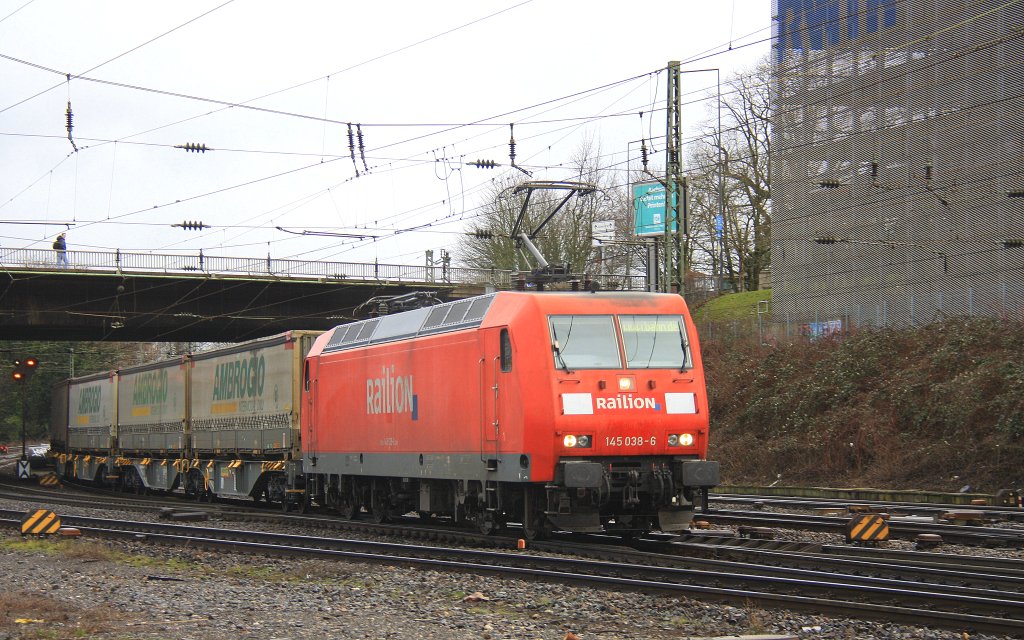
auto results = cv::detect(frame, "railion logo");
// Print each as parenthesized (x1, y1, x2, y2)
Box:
(366, 365, 418, 419)
(595, 395, 660, 411)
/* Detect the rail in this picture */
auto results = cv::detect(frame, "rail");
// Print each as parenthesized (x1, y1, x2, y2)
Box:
(0, 247, 647, 290)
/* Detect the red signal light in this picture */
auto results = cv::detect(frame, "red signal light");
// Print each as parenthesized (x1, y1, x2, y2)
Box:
(11, 356, 38, 382)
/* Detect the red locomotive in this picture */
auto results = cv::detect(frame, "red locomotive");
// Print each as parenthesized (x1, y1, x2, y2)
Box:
(300, 290, 718, 536)
(50, 290, 718, 537)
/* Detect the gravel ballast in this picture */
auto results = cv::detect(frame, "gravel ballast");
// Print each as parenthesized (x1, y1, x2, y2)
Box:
(0, 496, 1016, 639)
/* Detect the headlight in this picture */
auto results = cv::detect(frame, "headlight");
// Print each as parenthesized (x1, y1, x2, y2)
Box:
(562, 434, 592, 448)
(668, 433, 695, 447)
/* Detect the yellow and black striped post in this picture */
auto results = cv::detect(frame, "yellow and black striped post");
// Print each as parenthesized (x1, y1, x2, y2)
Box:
(38, 472, 61, 487)
(21, 509, 61, 536)
(846, 513, 889, 544)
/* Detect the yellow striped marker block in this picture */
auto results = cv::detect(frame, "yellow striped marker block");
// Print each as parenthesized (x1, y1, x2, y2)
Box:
(21, 509, 62, 536)
(38, 472, 61, 487)
(846, 513, 889, 544)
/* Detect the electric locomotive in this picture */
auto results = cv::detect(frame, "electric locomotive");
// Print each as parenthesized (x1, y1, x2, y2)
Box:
(300, 290, 718, 536)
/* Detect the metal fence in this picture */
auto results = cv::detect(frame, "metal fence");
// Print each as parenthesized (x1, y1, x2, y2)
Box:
(770, 0, 1024, 328)
(0, 247, 648, 291)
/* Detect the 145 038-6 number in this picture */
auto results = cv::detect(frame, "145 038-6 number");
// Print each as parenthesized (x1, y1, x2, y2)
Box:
(604, 435, 655, 447)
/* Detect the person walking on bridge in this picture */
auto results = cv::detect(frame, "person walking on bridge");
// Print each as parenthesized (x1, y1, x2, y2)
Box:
(53, 232, 68, 268)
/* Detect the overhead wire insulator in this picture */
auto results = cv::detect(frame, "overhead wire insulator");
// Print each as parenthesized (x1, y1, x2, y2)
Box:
(640, 139, 649, 171)
(175, 143, 210, 153)
(65, 101, 78, 152)
(347, 123, 359, 177)
(174, 220, 208, 231)
(507, 123, 531, 176)
(474, 229, 493, 239)
(508, 123, 516, 166)
(469, 159, 497, 169)
(357, 124, 368, 172)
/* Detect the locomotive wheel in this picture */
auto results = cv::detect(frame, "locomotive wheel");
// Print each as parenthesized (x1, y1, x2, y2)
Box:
(477, 512, 498, 535)
(522, 489, 550, 541)
(338, 494, 358, 520)
(369, 480, 391, 524)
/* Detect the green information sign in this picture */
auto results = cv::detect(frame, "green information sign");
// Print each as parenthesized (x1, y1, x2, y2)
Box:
(633, 182, 677, 237)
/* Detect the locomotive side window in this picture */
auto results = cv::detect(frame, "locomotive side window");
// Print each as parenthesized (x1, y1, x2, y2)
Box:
(500, 328, 512, 372)
(303, 360, 311, 391)
(548, 315, 620, 369)
(619, 314, 691, 369)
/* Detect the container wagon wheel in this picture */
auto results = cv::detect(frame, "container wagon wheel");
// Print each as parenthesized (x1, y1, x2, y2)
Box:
(187, 469, 208, 502)
(296, 491, 311, 514)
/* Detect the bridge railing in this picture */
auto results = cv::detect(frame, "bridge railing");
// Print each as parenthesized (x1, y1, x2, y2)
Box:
(0, 247, 647, 290)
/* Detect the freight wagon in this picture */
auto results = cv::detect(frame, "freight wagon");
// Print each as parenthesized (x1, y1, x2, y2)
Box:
(49, 331, 321, 501)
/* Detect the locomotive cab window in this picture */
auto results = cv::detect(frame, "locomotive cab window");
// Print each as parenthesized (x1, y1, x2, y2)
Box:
(548, 315, 620, 369)
(619, 314, 691, 369)
(500, 328, 512, 372)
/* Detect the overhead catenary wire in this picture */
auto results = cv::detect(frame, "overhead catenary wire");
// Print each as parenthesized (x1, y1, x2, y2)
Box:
(4, 0, 991, 269)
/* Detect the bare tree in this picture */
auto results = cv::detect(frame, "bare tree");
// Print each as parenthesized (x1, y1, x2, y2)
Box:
(687, 59, 772, 292)
(457, 137, 629, 284)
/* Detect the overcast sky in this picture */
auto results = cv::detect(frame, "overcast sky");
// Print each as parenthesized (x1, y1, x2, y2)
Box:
(0, 1, 769, 268)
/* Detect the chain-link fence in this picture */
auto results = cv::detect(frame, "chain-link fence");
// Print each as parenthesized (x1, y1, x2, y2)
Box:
(770, 0, 1024, 329)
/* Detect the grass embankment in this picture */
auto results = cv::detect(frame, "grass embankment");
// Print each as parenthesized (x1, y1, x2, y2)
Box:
(697, 291, 1024, 493)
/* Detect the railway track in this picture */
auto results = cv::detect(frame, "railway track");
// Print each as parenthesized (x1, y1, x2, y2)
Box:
(697, 508, 1024, 547)
(4, 510, 1024, 637)
(713, 492, 1024, 522)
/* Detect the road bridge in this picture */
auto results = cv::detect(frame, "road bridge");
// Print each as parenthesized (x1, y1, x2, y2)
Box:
(0, 247, 495, 342)
(0, 247, 644, 342)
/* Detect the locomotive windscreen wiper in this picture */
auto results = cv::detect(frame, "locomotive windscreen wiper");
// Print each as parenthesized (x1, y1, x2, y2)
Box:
(550, 324, 573, 373)
(679, 334, 689, 372)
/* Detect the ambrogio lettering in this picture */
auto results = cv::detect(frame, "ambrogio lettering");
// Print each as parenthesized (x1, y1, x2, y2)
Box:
(212, 355, 266, 401)
(132, 370, 168, 406)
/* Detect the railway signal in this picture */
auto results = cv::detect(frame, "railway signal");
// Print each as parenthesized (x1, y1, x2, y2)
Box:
(11, 356, 38, 382)
(11, 356, 38, 474)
